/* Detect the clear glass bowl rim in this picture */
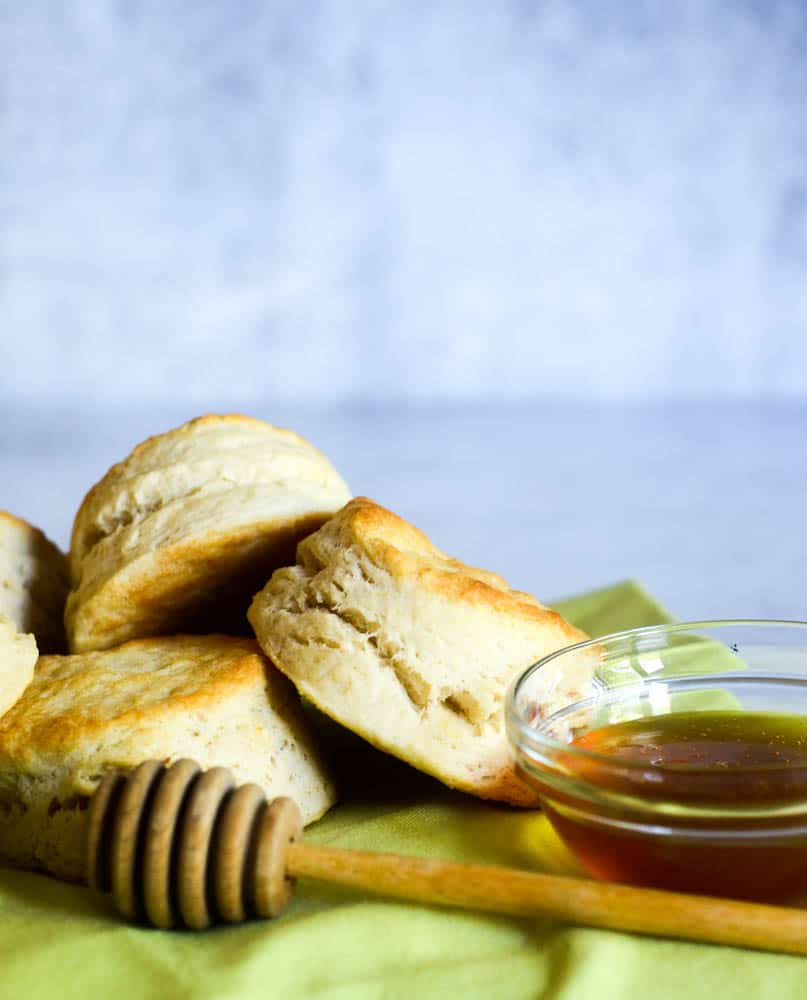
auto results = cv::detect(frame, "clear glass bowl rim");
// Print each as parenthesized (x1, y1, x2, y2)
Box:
(506, 618, 807, 774)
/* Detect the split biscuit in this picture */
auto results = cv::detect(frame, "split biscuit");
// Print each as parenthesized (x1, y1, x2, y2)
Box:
(0, 510, 68, 653)
(66, 414, 352, 652)
(248, 497, 592, 806)
(0, 635, 337, 882)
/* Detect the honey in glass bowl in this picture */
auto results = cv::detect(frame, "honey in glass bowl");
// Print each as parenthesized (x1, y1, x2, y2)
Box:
(506, 622, 807, 901)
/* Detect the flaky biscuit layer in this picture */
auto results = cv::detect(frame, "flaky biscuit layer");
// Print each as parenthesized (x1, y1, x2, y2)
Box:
(67, 415, 351, 652)
(249, 497, 592, 807)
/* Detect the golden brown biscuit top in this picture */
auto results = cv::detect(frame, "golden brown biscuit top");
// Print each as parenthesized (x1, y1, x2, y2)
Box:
(69, 413, 350, 579)
(299, 496, 586, 640)
(0, 635, 268, 759)
(89, 415, 311, 481)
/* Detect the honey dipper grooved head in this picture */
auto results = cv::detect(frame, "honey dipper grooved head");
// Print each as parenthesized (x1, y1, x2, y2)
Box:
(86, 759, 303, 929)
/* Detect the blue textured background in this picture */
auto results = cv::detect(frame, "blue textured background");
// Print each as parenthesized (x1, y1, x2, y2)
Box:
(3, 1, 807, 406)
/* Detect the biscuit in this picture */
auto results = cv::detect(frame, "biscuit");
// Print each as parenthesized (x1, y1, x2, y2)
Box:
(0, 511, 68, 653)
(66, 415, 352, 652)
(0, 635, 337, 882)
(248, 497, 592, 806)
(0, 616, 38, 718)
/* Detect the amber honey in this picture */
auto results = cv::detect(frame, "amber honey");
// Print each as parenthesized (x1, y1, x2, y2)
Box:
(536, 710, 807, 900)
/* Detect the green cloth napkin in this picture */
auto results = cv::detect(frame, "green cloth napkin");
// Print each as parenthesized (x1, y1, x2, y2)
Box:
(0, 581, 804, 999)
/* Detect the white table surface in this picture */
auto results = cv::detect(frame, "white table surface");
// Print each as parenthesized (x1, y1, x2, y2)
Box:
(1, 401, 804, 623)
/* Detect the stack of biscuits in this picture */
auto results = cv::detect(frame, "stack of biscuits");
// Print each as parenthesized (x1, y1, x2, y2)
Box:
(0, 414, 592, 884)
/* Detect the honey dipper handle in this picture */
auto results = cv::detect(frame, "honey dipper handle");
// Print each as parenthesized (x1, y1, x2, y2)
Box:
(87, 760, 807, 954)
(286, 843, 807, 957)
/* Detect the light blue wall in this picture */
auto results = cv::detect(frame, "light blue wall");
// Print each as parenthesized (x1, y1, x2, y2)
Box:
(3, 1, 807, 407)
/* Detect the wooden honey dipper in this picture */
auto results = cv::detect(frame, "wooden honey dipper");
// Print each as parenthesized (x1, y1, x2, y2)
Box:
(87, 759, 807, 954)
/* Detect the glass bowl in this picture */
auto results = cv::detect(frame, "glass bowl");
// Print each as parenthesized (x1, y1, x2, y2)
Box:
(505, 621, 807, 900)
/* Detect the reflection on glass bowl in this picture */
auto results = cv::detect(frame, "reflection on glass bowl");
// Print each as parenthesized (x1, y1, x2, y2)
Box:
(506, 621, 807, 900)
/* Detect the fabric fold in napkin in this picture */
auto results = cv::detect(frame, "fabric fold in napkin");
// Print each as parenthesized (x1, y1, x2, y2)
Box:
(0, 580, 804, 1000)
